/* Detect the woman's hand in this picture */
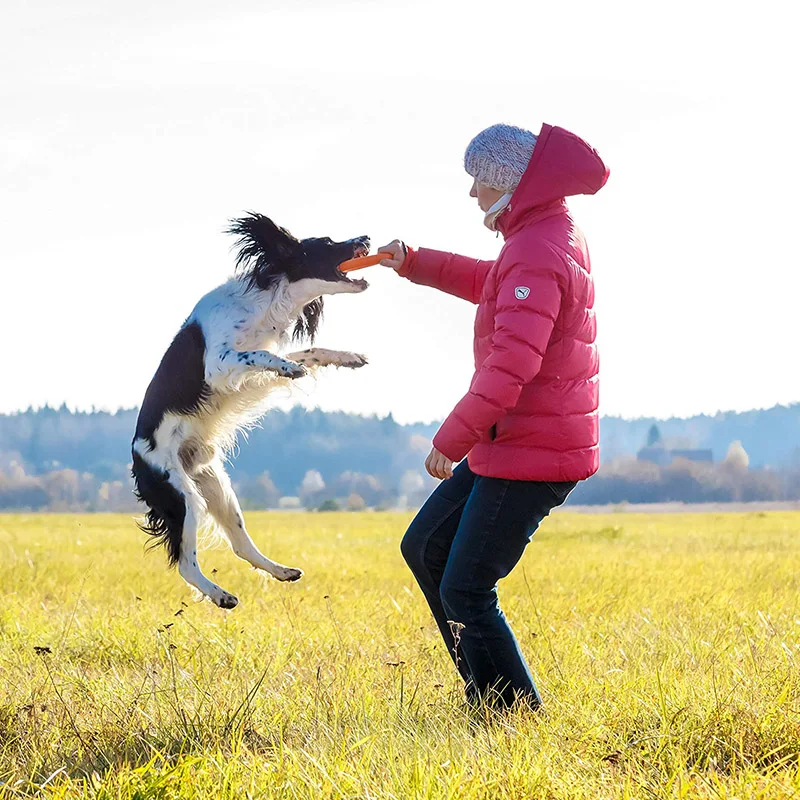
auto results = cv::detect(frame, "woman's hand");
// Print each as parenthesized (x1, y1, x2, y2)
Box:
(425, 447, 454, 481)
(378, 240, 407, 271)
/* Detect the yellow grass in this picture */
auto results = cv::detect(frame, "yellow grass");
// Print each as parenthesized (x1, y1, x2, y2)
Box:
(1, 510, 799, 798)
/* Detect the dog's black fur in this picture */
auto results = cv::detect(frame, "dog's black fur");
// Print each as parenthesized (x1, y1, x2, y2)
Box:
(134, 322, 210, 451)
(132, 452, 186, 565)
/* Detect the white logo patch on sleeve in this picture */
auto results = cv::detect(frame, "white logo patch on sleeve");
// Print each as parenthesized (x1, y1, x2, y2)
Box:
(514, 286, 530, 300)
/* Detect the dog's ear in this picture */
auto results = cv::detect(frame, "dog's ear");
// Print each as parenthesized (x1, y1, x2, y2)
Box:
(228, 213, 302, 281)
(293, 298, 323, 343)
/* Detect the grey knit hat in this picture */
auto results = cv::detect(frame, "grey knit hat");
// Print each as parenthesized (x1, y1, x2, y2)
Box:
(464, 123, 538, 192)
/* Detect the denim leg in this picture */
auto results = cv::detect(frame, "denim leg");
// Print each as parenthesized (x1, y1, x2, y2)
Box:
(400, 461, 476, 685)
(439, 477, 575, 708)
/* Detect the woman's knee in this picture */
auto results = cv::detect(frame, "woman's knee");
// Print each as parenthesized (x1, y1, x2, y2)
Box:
(400, 523, 427, 575)
(401, 493, 468, 584)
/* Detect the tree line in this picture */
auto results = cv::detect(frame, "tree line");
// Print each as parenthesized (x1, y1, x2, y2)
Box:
(1, 404, 799, 511)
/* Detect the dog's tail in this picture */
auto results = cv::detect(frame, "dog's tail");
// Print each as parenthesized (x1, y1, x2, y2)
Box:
(131, 447, 185, 566)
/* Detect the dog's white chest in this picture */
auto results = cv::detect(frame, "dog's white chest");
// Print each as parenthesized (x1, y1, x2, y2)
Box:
(234, 319, 281, 351)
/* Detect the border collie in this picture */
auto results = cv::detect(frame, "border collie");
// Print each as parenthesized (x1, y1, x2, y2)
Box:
(131, 214, 369, 608)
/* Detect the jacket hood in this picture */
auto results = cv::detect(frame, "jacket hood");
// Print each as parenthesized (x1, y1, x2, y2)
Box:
(497, 124, 609, 236)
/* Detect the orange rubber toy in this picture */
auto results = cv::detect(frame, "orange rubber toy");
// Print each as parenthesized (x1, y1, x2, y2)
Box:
(338, 252, 392, 273)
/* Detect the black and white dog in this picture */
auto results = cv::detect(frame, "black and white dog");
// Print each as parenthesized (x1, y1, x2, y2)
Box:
(131, 214, 369, 608)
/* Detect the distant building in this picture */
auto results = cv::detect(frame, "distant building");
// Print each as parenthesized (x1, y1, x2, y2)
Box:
(637, 444, 713, 466)
(636, 425, 713, 465)
(669, 448, 714, 463)
(278, 496, 302, 510)
(636, 445, 671, 467)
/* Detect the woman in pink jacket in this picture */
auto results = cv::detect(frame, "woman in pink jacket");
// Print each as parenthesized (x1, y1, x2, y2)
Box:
(380, 123, 609, 709)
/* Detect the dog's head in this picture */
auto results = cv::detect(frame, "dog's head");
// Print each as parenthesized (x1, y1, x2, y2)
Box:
(228, 213, 370, 341)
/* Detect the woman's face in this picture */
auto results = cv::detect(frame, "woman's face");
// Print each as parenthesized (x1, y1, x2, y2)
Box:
(470, 178, 505, 212)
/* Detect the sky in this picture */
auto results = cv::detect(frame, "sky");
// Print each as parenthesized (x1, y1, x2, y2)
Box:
(1, 0, 797, 425)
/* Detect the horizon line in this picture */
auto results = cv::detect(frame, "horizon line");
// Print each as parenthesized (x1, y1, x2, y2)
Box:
(2, 399, 798, 426)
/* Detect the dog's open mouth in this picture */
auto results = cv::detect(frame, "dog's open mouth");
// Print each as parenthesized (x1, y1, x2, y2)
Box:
(334, 236, 371, 287)
(336, 271, 369, 290)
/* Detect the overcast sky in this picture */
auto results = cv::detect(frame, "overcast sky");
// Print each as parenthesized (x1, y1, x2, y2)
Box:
(1, 0, 797, 424)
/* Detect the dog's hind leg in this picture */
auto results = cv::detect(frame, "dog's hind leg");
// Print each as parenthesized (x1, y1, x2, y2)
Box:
(284, 348, 367, 370)
(172, 472, 240, 609)
(194, 460, 303, 583)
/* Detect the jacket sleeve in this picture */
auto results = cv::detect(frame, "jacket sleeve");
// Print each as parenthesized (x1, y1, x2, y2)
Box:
(398, 246, 494, 304)
(433, 257, 565, 462)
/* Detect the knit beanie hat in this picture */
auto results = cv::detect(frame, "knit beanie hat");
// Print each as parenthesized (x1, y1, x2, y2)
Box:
(464, 124, 538, 192)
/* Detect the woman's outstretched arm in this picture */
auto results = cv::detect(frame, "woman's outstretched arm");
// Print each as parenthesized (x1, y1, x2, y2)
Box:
(380, 240, 493, 305)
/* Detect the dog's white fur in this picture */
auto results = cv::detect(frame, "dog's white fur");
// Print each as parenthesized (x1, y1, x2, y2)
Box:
(133, 273, 367, 608)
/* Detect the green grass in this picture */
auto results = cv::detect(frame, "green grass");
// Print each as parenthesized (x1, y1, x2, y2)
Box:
(1, 510, 799, 798)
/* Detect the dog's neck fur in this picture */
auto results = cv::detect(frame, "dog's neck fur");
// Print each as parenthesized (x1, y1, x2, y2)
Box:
(231, 276, 322, 350)
(261, 278, 309, 334)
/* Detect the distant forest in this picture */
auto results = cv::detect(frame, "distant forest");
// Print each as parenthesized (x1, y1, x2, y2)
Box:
(1, 403, 799, 511)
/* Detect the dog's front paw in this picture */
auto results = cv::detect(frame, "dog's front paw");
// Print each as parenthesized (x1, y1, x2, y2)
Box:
(338, 352, 368, 369)
(279, 361, 308, 380)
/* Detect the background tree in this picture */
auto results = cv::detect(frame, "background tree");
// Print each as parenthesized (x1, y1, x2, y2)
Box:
(347, 493, 366, 511)
(724, 441, 750, 472)
(299, 470, 326, 509)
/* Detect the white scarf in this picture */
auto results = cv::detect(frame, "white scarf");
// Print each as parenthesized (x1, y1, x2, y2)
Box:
(483, 192, 513, 231)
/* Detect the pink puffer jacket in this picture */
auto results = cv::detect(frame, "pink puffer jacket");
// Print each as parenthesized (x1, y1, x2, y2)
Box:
(399, 123, 609, 482)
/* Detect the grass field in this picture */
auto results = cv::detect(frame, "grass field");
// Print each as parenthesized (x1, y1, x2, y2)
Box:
(1, 510, 800, 798)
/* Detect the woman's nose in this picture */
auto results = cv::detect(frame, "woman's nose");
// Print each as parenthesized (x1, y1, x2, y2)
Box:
(469, 180, 478, 198)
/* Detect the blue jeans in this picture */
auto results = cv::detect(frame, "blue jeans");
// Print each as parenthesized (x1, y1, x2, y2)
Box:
(401, 461, 575, 708)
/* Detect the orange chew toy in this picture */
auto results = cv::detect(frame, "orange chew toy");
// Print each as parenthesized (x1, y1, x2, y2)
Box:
(338, 252, 392, 273)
